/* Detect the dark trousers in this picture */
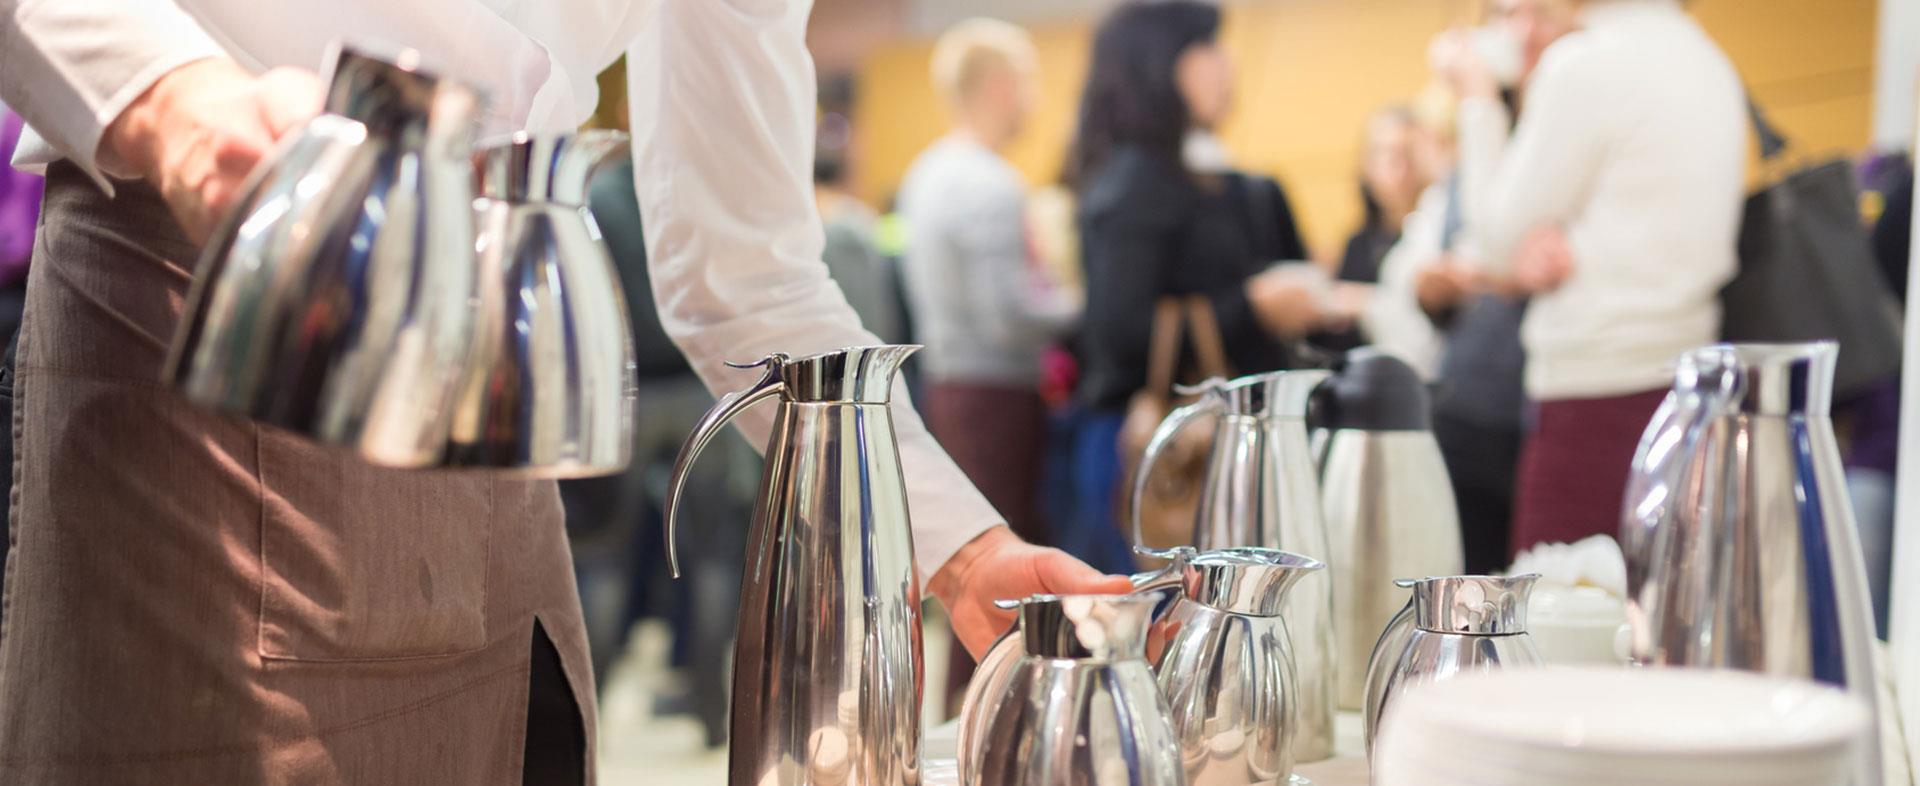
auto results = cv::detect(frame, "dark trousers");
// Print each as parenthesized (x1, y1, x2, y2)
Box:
(1512, 389, 1668, 556)
(1433, 412, 1523, 575)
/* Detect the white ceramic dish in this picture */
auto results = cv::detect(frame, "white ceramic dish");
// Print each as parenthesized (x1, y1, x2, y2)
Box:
(1374, 666, 1869, 786)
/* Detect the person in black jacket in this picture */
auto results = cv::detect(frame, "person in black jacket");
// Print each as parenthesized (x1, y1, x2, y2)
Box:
(1061, 0, 1337, 572)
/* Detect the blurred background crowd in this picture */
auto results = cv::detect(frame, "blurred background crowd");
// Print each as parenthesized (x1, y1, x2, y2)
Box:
(0, 0, 1905, 778)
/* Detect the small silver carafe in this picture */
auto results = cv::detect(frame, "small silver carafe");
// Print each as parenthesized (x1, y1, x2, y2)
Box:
(967, 592, 1181, 786)
(1316, 349, 1463, 710)
(1361, 574, 1542, 761)
(1155, 548, 1325, 786)
(1622, 342, 1882, 784)
(664, 346, 923, 786)
(166, 43, 487, 467)
(1132, 370, 1337, 762)
(956, 549, 1194, 785)
(444, 130, 638, 475)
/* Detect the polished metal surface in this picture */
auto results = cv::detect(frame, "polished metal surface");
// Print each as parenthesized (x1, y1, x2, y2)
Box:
(166, 43, 486, 467)
(1154, 549, 1325, 786)
(1321, 430, 1462, 710)
(1622, 341, 1882, 785)
(968, 593, 1182, 786)
(1362, 575, 1543, 760)
(1131, 368, 1338, 762)
(663, 346, 923, 786)
(1359, 582, 1416, 756)
(443, 130, 636, 475)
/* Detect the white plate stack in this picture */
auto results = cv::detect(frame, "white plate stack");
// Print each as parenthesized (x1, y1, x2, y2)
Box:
(1373, 667, 1869, 786)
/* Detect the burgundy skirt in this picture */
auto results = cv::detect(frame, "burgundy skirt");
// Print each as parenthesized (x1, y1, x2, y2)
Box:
(1510, 388, 1669, 559)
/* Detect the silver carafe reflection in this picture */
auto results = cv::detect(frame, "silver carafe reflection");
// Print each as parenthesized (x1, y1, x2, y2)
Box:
(1155, 548, 1325, 786)
(968, 593, 1182, 786)
(1317, 349, 1463, 710)
(664, 346, 923, 786)
(1132, 370, 1337, 762)
(166, 43, 486, 467)
(1362, 574, 1542, 761)
(1621, 342, 1882, 784)
(443, 130, 637, 475)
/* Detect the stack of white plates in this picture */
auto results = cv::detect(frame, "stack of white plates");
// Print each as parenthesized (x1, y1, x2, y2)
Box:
(1374, 667, 1869, 786)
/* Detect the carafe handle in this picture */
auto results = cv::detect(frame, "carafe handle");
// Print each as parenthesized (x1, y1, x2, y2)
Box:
(1128, 382, 1223, 550)
(663, 354, 788, 578)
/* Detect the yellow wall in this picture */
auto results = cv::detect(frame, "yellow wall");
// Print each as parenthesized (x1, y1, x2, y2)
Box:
(852, 0, 1878, 260)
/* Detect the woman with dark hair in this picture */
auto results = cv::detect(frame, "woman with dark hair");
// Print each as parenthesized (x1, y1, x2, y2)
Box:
(1063, 0, 1334, 572)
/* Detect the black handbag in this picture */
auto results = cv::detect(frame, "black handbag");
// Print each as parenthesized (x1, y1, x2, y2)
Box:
(1719, 100, 1903, 397)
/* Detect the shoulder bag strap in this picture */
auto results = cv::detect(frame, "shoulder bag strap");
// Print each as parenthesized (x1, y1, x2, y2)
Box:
(1144, 297, 1187, 401)
(1184, 295, 1234, 379)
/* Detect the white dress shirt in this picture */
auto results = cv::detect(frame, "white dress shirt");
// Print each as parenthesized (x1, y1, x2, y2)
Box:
(0, 0, 1002, 584)
(1455, 0, 1746, 400)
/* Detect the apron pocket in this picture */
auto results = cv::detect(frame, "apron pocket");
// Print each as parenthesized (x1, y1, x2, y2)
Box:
(257, 429, 494, 661)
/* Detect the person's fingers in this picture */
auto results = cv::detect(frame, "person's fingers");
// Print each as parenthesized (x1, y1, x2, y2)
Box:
(256, 67, 325, 138)
(1031, 549, 1134, 595)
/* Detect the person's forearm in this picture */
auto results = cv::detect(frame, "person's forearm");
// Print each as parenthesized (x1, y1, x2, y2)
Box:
(0, 0, 226, 189)
(627, 0, 1000, 587)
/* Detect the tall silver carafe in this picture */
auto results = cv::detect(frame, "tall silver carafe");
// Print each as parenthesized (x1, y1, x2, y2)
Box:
(1317, 349, 1463, 710)
(664, 346, 923, 786)
(1132, 370, 1337, 761)
(1362, 574, 1542, 760)
(968, 593, 1181, 786)
(445, 130, 637, 475)
(1621, 342, 1881, 784)
(1155, 548, 1325, 786)
(166, 43, 486, 467)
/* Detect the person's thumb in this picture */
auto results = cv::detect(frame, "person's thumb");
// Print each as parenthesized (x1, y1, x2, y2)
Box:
(1035, 549, 1135, 595)
(256, 67, 325, 139)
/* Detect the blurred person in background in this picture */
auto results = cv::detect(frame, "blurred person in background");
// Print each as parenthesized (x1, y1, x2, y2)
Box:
(817, 150, 908, 345)
(1436, 0, 1746, 554)
(1370, 0, 1581, 573)
(1314, 106, 1430, 353)
(898, 17, 1078, 712)
(1065, 0, 1341, 573)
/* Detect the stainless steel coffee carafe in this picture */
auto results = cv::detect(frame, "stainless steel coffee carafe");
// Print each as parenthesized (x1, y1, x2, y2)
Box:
(1155, 548, 1325, 786)
(444, 130, 637, 475)
(1132, 370, 1337, 761)
(967, 592, 1181, 786)
(1622, 342, 1882, 784)
(167, 44, 487, 467)
(1317, 349, 1463, 710)
(665, 346, 923, 786)
(1362, 574, 1542, 760)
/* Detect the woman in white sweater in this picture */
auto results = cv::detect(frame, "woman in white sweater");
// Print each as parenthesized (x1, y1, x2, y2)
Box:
(1438, 0, 1747, 554)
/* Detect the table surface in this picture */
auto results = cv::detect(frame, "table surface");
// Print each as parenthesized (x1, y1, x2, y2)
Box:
(923, 711, 1369, 786)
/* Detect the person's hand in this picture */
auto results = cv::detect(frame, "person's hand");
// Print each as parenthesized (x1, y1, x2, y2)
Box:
(1511, 225, 1575, 294)
(102, 59, 324, 244)
(1413, 256, 1474, 318)
(1429, 29, 1500, 101)
(928, 526, 1135, 659)
(1245, 266, 1326, 338)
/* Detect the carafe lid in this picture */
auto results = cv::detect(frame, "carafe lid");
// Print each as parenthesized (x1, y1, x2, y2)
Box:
(1316, 348, 1431, 431)
(1410, 574, 1539, 635)
(319, 42, 485, 138)
(1009, 592, 1165, 661)
(1675, 342, 1836, 417)
(1181, 548, 1325, 617)
(1209, 369, 1331, 419)
(773, 345, 920, 404)
(477, 130, 630, 206)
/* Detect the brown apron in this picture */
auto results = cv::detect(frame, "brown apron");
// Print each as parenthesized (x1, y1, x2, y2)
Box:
(0, 163, 596, 784)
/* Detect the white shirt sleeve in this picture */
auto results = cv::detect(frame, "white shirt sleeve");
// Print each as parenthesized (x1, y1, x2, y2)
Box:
(0, 0, 226, 189)
(1456, 40, 1610, 273)
(626, 0, 1003, 587)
